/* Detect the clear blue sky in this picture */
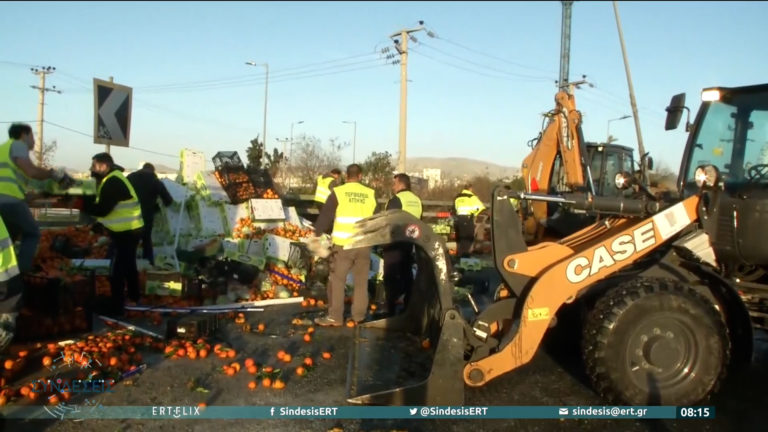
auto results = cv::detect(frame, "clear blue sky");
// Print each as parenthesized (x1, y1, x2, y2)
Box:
(1, 1, 766, 173)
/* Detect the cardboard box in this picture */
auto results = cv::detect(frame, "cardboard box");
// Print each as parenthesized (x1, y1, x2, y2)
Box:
(250, 198, 285, 220)
(262, 234, 293, 262)
(224, 250, 266, 270)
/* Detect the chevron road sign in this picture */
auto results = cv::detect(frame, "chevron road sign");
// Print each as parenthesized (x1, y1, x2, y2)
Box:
(93, 78, 132, 147)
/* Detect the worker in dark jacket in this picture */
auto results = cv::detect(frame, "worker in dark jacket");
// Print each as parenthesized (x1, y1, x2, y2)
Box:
(382, 173, 422, 315)
(79, 153, 144, 317)
(127, 163, 174, 266)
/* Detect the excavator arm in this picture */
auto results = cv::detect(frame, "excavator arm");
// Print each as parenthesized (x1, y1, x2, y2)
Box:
(520, 91, 591, 241)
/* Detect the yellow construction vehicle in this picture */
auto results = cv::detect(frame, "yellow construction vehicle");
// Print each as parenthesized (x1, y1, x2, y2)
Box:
(519, 90, 649, 243)
(343, 83, 767, 406)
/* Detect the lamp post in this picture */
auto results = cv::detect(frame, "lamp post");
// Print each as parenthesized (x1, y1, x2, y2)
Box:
(607, 114, 631, 143)
(245, 61, 269, 152)
(290, 120, 304, 160)
(342, 120, 357, 163)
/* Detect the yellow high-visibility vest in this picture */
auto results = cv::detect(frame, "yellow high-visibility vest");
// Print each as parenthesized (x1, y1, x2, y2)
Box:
(454, 189, 485, 217)
(96, 170, 144, 232)
(0, 217, 19, 283)
(395, 190, 423, 219)
(314, 175, 335, 203)
(0, 139, 29, 200)
(331, 182, 376, 246)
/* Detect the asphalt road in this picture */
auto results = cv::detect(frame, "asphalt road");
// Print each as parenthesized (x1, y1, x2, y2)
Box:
(2, 269, 766, 432)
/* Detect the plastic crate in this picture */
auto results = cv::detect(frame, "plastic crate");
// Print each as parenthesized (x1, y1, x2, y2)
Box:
(223, 181, 258, 204)
(212, 151, 245, 171)
(248, 169, 277, 196)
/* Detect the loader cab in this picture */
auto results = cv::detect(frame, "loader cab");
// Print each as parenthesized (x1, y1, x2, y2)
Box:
(585, 142, 635, 197)
(667, 83, 768, 279)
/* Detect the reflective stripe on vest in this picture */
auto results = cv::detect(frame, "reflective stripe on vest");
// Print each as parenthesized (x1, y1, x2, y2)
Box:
(0, 218, 20, 282)
(96, 170, 144, 232)
(314, 175, 334, 203)
(0, 139, 29, 200)
(395, 190, 423, 219)
(454, 190, 483, 216)
(331, 182, 376, 246)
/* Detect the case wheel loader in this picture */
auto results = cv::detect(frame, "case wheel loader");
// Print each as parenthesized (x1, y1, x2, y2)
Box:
(341, 83, 768, 407)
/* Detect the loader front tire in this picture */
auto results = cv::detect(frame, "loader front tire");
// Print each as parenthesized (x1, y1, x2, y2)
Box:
(582, 277, 729, 405)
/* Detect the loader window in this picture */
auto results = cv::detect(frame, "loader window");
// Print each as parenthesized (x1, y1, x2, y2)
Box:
(686, 102, 737, 184)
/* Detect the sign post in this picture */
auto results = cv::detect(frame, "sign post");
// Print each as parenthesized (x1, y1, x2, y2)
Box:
(93, 77, 132, 152)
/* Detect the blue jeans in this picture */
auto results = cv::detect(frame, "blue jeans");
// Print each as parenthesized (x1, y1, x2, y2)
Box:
(0, 200, 41, 273)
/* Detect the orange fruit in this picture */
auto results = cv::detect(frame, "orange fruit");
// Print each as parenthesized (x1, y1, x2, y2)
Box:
(198, 402, 207, 408)
(307, 327, 315, 334)
(27, 390, 38, 401)
(282, 354, 292, 363)
(0, 395, 7, 406)
(18, 350, 29, 358)
(230, 362, 241, 373)
(309, 298, 317, 306)
(257, 323, 265, 332)
(213, 344, 223, 353)
(421, 339, 431, 349)
(303, 357, 314, 367)
(273, 379, 285, 389)
(276, 350, 286, 360)
(317, 300, 325, 307)
(321, 352, 332, 360)
(217, 351, 228, 359)
(42, 356, 53, 367)
(19, 386, 31, 397)
(109, 356, 119, 367)
(301, 300, 308, 307)
(225, 367, 235, 377)
(346, 320, 355, 328)
(48, 395, 60, 405)
(188, 350, 198, 360)
(244, 358, 255, 368)
(176, 348, 186, 357)
(261, 377, 272, 388)
(248, 381, 257, 390)
(227, 350, 236, 358)
(303, 334, 312, 343)
(3, 359, 14, 370)
(295, 366, 306, 376)
(263, 366, 274, 373)
(369, 304, 377, 311)
(247, 365, 258, 375)
(198, 349, 208, 359)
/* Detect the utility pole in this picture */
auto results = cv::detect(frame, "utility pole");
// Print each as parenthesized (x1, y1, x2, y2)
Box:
(559, 1, 574, 92)
(391, 22, 427, 173)
(30, 66, 61, 166)
(613, 1, 646, 175)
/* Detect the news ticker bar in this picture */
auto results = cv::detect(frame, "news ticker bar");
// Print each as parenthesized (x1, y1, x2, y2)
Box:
(0, 406, 715, 420)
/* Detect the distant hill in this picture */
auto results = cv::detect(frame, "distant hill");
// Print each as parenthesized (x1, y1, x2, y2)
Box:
(407, 157, 520, 180)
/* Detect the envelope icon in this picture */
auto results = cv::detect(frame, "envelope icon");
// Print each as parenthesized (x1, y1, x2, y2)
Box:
(559, 408, 569, 415)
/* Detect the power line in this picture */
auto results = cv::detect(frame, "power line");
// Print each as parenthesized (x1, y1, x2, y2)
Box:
(415, 41, 553, 81)
(135, 51, 380, 91)
(427, 32, 558, 76)
(43, 120, 179, 159)
(409, 47, 519, 81)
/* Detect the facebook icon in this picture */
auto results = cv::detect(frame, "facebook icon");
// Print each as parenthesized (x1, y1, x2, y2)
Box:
(271, 407, 275, 416)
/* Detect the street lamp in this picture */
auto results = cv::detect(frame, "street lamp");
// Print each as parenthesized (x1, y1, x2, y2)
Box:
(607, 114, 631, 143)
(290, 120, 304, 160)
(245, 61, 269, 152)
(342, 120, 357, 163)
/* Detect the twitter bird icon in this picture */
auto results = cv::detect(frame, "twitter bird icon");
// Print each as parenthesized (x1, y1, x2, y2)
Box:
(409, 408, 418, 415)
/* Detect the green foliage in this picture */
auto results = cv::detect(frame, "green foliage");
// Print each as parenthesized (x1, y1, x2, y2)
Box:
(360, 151, 395, 197)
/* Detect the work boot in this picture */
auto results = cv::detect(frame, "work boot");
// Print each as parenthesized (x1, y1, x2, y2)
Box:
(314, 315, 342, 327)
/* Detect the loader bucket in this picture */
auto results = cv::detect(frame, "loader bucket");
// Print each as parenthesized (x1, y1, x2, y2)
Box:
(343, 210, 467, 406)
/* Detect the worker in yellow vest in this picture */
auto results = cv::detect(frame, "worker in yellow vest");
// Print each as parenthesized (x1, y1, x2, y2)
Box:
(78, 153, 144, 318)
(313, 168, 342, 205)
(382, 173, 422, 316)
(0, 215, 22, 353)
(453, 184, 486, 258)
(0, 123, 74, 274)
(312, 164, 377, 326)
